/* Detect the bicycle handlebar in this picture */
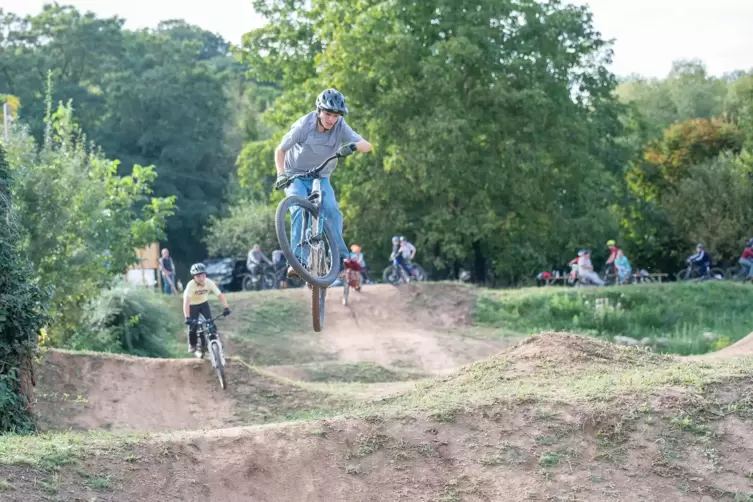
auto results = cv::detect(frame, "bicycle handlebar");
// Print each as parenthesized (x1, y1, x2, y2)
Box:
(275, 143, 358, 191)
(194, 313, 226, 325)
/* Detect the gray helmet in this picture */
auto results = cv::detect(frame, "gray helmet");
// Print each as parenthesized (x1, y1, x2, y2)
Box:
(190, 263, 206, 276)
(316, 88, 348, 115)
(392, 236, 400, 243)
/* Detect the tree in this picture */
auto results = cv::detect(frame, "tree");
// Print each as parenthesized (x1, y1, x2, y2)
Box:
(662, 154, 753, 262)
(204, 201, 277, 257)
(4, 95, 174, 346)
(0, 143, 49, 433)
(238, 0, 623, 282)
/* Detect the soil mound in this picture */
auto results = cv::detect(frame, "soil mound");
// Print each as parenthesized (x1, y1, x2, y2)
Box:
(34, 350, 337, 432)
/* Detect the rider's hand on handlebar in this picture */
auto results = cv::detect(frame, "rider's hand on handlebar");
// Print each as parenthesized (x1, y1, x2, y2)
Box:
(223, 307, 231, 317)
(184, 317, 194, 325)
(338, 143, 357, 158)
(275, 173, 289, 190)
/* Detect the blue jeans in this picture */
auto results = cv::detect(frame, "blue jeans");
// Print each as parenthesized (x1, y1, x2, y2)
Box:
(162, 272, 174, 294)
(395, 254, 413, 276)
(740, 258, 753, 278)
(285, 177, 348, 265)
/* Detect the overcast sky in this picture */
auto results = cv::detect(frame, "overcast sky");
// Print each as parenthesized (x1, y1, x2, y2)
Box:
(4, 0, 752, 78)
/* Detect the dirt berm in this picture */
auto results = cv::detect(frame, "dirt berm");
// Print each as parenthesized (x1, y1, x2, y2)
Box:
(4, 332, 753, 501)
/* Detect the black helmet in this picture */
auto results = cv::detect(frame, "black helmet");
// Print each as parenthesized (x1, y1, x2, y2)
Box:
(190, 263, 206, 276)
(316, 88, 348, 115)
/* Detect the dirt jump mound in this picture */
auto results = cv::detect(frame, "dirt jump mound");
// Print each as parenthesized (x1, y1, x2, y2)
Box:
(34, 350, 335, 432)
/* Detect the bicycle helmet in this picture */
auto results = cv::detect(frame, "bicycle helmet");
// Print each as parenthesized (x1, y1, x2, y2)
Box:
(315, 88, 348, 115)
(392, 236, 400, 244)
(351, 244, 361, 253)
(399, 236, 406, 242)
(606, 239, 616, 247)
(190, 263, 206, 276)
(696, 243, 704, 249)
(253, 244, 260, 250)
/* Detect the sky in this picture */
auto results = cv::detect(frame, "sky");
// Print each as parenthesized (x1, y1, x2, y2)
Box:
(4, 0, 753, 78)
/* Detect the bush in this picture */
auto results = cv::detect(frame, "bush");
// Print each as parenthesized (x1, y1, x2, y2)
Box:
(0, 144, 49, 433)
(67, 279, 178, 358)
(204, 200, 277, 257)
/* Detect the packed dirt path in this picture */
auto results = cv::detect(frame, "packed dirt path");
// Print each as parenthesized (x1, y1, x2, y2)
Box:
(33, 283, 512, 433)
(313, 283, 509, 375)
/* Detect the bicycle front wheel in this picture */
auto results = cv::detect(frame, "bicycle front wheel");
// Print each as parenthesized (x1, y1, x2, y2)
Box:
(210, 342, 226, 390)
(275, 195, 341, 288)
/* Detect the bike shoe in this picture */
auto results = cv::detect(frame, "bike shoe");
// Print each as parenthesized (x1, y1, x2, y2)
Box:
(188, 345, 197, 353)
(287, 266, 299, 280)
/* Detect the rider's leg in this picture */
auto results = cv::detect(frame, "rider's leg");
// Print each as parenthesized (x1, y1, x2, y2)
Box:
(740, 258, 753, 278)
(187, 304, 200, 352)
(285, 178, 311, 266)
(319, 177, 349, 259)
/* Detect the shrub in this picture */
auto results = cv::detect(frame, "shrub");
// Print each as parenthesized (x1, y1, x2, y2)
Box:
(67, 279, 178, 358)
(0, 144, 49, 433)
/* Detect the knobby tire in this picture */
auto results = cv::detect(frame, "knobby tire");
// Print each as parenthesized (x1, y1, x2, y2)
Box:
(274, 195, 341, 288)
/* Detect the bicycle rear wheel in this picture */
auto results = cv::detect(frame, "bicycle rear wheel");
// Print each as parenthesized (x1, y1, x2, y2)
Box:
(275, 195, 340, 288)
(342, 276, 349, 305)
(312, 286, 326, 331)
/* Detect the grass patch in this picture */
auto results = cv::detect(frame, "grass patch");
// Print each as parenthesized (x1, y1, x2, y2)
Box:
(0, 430, 146, 468)
(364, 336, 753, 418)
(301, 362, 428, 383)
(87, 475, 114, 491)
(218, 294, 332, 366)
(475, 282, 753, 355)
(0, 478, 13, 491)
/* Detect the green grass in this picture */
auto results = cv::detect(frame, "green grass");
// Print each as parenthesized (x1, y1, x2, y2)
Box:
(366, 335, 753, 419)
(0, 430, 147, 468)
(475, 282, 753, 355)
(297, 362, 428, 383)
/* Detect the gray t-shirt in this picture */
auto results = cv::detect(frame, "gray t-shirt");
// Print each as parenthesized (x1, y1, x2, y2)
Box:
(279, 111, 362, 177)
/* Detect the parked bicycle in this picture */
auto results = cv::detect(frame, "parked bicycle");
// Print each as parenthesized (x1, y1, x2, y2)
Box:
(241, 263, 277, 291)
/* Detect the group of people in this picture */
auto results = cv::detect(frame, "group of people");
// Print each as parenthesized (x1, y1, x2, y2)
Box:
(538, 239, 753, 286)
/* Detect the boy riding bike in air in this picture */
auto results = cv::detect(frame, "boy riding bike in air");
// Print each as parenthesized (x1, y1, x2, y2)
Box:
(183, 263, 231, 354)
(273, 88, 372, 280)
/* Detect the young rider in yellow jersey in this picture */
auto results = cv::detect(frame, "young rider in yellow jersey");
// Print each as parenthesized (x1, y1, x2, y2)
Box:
(183, 263, 231, 353)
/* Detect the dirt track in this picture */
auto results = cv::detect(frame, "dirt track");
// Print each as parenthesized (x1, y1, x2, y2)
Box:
(34, 284, 510, 433)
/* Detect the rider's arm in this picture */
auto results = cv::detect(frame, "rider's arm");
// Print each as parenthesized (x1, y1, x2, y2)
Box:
(341, 120, 372, 153)
(217, 292, 229, 310)
(207, 279, 229, 309)
(262, 253, 273, 265)
(409, 243, 416, 259)
(275, 116, 308, 174)
(182, 284, 192, 317)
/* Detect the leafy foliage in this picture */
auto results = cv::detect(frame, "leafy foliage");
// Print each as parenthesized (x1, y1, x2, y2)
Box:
(0, 143, 49, 433)
(238, 0, 623, 282)
(3, 91, 174, 346)
(68, 279, 176, 358)
(204, 200, 277, 257)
